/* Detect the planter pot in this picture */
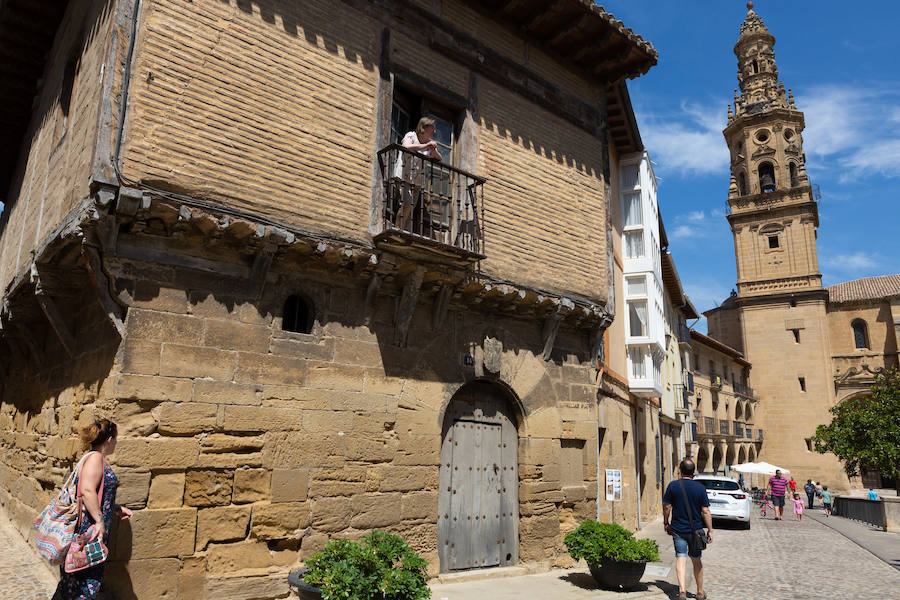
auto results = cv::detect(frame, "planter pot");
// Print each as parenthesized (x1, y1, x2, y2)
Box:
(287, 569, 322, 600)
(588, 558, 648, 590)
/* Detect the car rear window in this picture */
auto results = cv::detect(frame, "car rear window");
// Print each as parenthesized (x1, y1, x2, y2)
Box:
(697, 479, 739, 491)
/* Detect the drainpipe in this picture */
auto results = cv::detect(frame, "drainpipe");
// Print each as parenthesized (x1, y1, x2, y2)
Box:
(633, 402, 642, 529)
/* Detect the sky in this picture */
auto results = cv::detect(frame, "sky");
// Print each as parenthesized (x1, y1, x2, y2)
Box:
(603, 0, 900, 329)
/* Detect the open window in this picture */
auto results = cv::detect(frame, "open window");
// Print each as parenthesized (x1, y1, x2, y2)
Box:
(282, 295, 313, 334)
(738, 172, 748, 196)
(758, 162, 776, 193)
(787, 162, 799, 187)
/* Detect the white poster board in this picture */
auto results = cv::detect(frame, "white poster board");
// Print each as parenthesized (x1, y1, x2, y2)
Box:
(605, 468, 622, 502)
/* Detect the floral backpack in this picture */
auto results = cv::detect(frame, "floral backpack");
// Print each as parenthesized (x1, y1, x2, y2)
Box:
(33, 452, 98, 564)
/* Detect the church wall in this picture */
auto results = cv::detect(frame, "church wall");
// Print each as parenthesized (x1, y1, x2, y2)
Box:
(739, 298, 850, 490)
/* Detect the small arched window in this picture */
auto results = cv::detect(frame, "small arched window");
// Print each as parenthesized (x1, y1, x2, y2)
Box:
(787, 163, 798, 187)
(851, 319, 869, 350)
(751, 59, 759, 74)
(282, 294, 313, 334)
(738, 172, 748, 196)
(758, 162, 776, 193)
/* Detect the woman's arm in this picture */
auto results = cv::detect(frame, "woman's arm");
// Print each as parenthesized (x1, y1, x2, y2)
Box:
(79, 453, 105, 540)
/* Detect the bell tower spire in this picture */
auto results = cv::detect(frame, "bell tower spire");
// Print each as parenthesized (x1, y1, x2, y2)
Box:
(722, 2, 822, 297)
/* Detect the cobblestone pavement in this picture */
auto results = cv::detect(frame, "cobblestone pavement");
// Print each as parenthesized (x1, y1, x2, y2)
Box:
(660, 509, 900, 600)
(0, 509, 57, 599)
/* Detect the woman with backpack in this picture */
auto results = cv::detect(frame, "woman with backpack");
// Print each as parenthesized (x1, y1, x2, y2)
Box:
(52, 419, 132, 599)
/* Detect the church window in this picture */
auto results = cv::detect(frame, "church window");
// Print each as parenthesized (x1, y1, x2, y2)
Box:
(751, 59, 759, 74)
(758, 162, 776, 193)
(282, 294, 314, 334)
(738, 172, 747, 195)
(755, 129, 769, 143)
(768, 235, 779, 249)
(784, 129, 795, 141)
(788, 163, 798, 187)
(852, 319, 869, 349)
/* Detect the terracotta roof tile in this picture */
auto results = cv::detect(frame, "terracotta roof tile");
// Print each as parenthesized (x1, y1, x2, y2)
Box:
(826, 274, 900, 304)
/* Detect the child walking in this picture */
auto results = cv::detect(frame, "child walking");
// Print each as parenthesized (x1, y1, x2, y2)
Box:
(792, 493, 804, 521)
(821, 486, 832, 516)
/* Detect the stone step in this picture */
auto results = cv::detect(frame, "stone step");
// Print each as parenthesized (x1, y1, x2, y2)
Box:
(432, 565, 530, 585)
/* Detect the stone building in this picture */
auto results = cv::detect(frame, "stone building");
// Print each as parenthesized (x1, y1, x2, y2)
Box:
(0, 0, 659, 597)
(704, 4, 899, 491)
(687, 330, 760, 481)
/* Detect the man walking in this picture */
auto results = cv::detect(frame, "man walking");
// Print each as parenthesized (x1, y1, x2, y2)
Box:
(804, 479, 816, 509)
(663, 458, 713, 600)
(766, 469, 789, 520)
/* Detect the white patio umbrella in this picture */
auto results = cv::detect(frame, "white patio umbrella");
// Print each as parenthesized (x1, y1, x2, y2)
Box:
(730, 462, 790, 475)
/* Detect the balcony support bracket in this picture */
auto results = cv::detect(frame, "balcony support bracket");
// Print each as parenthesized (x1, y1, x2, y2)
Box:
(432, 284, 453, 331)
(394, 266, 425, 347)
(541, 313, 562, 361)
(364, 273, 382, 327)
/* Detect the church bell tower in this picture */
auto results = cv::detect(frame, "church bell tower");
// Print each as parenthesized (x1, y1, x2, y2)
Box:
(724, 2, 821, 297)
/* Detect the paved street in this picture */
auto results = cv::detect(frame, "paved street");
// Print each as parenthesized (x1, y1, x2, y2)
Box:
(0, 511, 58, 599)
(2, 505, 900, 599)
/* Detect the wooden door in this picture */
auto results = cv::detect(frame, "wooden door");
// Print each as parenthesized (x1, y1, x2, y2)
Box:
(439, 383, 518, 572)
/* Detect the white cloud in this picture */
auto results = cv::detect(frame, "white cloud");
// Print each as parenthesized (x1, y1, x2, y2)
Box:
(686, 210, 706, 223)
(638, 101, 730, 176)
(822, 251, 881, 273)
(671, 224, 696, 239)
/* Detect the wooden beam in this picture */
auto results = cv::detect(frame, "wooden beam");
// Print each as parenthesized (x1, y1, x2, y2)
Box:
(83, 245, 126, 337)
(541, 313, 562, 361)
(432, 284, 453, 330)
(393, 266, 425, 347)
(35, 293, 77, 358)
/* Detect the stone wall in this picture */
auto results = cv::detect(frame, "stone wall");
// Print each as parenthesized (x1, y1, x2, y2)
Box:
(1, 247, 627, 597)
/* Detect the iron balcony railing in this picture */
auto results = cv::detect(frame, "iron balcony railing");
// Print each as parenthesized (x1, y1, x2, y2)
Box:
(733, 421, 743, 438)
(690, 422, 698, 442)
(685, 371, 694, 394)
(703, 417, 715, 435)
(719, 419, 730, 435)
(710, 374, 723, 389)
(677, 323, 691, 345)
(734, 382, 757, 399)
(377, 144, 485, 256)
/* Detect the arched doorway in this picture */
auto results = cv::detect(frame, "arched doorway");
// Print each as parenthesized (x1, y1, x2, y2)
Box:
(697, 446, 710, 473)
(738, 446, 747, 465)
(438, 380, 520, 572)
(748, 445, 757, 462)
(725, 445, 736, 471)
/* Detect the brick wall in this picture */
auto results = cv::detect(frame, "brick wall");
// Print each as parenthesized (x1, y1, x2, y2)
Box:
(0, 0, 112, 294)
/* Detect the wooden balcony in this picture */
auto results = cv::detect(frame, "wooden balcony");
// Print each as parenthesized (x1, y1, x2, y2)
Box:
(376, 144, 485, 266)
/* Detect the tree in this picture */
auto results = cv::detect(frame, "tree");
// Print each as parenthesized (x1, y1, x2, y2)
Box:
(812, 368, 900, 493)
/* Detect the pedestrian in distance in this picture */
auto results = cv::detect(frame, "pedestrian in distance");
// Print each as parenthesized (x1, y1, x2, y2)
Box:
(804, 479, 816, 509)
(765, 469, 789, 520)
(821, 486, 833, 516)
(788, 476, 797, 495)
(52, 420, 132, 600)
(815, 481, 823, 497)
(867, 489, 879, 501)
(663, 458, 713, 600)
(792, 493, 804, 521)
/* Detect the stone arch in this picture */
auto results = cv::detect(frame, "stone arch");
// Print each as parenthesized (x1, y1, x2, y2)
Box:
(738, 445, 747, 465)
(787, 161, 799, 187)
(744, 402, 754, 423)
(758, 161, 776, 193)
(748, 445, 757, 462)
(738, 171, 748, 196)
(712, 445, 724, 473)
(438, 380, 520, 572)
(725, 444, 736, 469)
(696, 446, 710, 474)
(735, 401, 744, 421)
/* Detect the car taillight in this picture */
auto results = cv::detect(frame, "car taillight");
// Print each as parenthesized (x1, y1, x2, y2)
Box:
(733, 494, 746, 499)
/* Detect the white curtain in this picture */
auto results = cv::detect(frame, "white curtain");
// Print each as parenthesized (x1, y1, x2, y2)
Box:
(624, 231, 644, 258)
(623, 192, 642, 226)
(629, 301, 648, 337)
(629, 347, 646, 378)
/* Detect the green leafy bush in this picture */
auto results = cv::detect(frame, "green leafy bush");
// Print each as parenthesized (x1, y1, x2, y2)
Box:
(303, 530, 431, 600)
(563, 520, 659, 565)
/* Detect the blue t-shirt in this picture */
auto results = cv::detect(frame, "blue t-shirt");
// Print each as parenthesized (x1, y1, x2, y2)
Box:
(663, 478, 710, 535)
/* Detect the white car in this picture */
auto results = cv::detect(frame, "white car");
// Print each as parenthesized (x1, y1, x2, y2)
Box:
(694, 475, 751, 529)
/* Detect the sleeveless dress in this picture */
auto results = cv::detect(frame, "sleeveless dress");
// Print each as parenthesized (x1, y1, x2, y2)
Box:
(53, 461, 119, 600)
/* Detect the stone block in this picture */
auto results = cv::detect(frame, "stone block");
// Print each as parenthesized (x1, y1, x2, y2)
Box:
(397, 406, 442, 436)
(233, 468, 270, 504)
(196, 505, 252, 550)
(193, 380, 261, 406)
(110, 375, 192, 403)
(234, 352, 307, 386)
(204, 571, 290, 600)
(270, 469, 308, 503)
(179, 555, 208, 600)
(126, 309, 204, 344)
(203, 319, 271, 353)
(377, 466, 429, 492)
(353, 411, 397, 434)
(363, 371, 405, 395)
(394, 433, 440, 466)
(120, 508, 198, 559)
(262, 432, 347, 468)
(350, 493, 402, 529)
(524, 407, 562, 438)
(306, 362, 365, 392)
(258, 385, 328, 409)
(153, 402, 217, 435)
(115, 438, 199, 469)
(400, 490, 438, 521)
(269, 336, 335, 361)
(346, 435, 398, 463)
(299, 532, 329, 559)
(223, 406, 303, 432)
(302, 409, 355, 433)
(200, 434, 265, 453)
(206, 540, 271, 574)
(115, 339, 162, 376)
(310, 497, 352, 532)
(131, 284, 189, 313)
(251, 502, 311, 539)
(333, 339, 383, 367)
(102, 558, 179, 600)
(160, 344, 237, 380)
(184, 470, 233, 506)
(148, 472, 185, 509)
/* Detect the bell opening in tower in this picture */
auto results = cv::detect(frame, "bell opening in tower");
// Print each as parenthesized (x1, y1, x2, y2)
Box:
(758, 162, 776, 193)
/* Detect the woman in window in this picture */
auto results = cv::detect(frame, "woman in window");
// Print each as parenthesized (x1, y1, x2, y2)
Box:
(397, 117, 443, 230)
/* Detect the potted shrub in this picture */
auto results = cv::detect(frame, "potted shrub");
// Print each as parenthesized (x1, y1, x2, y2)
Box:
(288, 530, 431, 600)
(563, 520, 660, 590)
